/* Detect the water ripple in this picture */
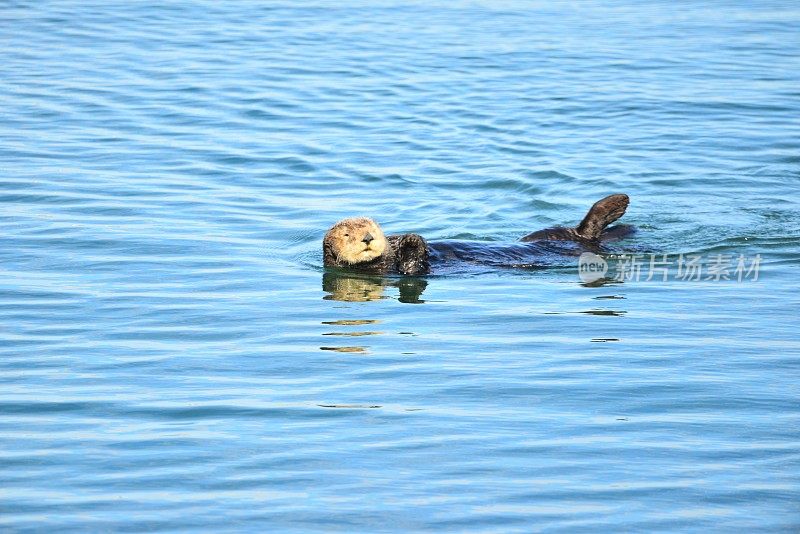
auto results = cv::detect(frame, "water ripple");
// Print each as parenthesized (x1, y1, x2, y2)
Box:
(1, 0, 799, 532)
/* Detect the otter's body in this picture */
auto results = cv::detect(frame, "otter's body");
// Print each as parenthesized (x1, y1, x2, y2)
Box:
(323, 194, 633, 276)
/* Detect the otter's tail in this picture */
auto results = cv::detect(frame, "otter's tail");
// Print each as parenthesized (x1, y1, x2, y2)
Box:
(575, 194, 629, 240)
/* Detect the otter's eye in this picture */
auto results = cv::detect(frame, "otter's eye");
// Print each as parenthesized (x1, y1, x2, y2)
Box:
(343, 233, 349, 237)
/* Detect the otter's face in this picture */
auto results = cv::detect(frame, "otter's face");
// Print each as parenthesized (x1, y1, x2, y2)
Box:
(324, 217, 388, 265)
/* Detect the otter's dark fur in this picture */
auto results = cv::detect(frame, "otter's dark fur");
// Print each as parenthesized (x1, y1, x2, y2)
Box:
(323, 194, 632, 276)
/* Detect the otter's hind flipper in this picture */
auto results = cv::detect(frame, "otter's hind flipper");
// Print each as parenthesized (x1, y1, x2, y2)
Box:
(575, 194, 629, 240)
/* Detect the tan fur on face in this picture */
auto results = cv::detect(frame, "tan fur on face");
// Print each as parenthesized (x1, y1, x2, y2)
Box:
(324, 217, 387, 265)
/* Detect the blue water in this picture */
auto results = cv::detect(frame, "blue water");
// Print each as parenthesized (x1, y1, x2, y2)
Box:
(2, 1, 799, 531)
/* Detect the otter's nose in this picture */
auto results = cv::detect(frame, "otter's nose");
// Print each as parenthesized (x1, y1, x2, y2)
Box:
(362, 232, 374, 245)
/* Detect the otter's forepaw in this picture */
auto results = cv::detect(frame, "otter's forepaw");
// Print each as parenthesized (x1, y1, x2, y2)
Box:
(396, 233, 430, 275)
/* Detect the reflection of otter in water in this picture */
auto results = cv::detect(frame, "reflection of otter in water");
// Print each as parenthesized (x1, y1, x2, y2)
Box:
(322, 272, 428, 303)
(323, 194, 633, 276)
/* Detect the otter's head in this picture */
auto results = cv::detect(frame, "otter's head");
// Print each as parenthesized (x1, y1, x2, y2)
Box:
(323, 217, 388, 265)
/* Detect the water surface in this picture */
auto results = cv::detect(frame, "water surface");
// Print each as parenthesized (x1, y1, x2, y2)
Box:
(2, 1, 799, 531)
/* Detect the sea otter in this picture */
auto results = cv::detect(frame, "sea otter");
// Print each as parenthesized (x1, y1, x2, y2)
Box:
(323, 193, 633, 276)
